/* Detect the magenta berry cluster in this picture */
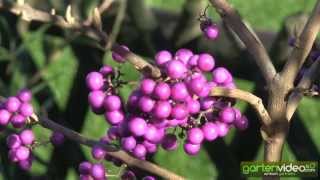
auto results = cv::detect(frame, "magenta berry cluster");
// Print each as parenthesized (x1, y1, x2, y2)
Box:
(85, 48, 249, 163)
(6, 129, 35, 170)
(79, 161, 107, 180)
(0, 89, 33, 129)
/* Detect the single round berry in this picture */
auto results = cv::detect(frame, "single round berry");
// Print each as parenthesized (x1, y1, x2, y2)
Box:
(0, 109, 11, 126)
(171, 104, 188, 120)
(8, 149, 19, 162)
(153, 101, 172, 119)
(79, 175, 93, 180)
(128, 117, 147, 137)
(86, 72, 104, 91)
(171, 82, 189, 101)
(138, 96, 155, 112)
(143, 140, 158, 153)
(155, 50, 172, 66)
(165, 60, 187, 79)
(187, 54, 199, 68)
(204, 25, 219, 40)
(219, 107, 236, 123)
(216, 122, 229, 137)
(19, 129, 35, 145)
(188, 76, 206, 95)
(161, 134, 178, 151)
(202, 122, 218, 141)
(186, 99, 200, 114)
(104, 95, 122, 111)
(143, 124, 158, 143)
(187, 128, 204, 144)
(17, 89, 32, 102)
(15, 146, 30, 161)
(154, 82, 171, 100)
(79, 161, 92, 175)
(140, 79, 156, 95)
(112, 45, 129, 63)
(91, 163, 106, 179)
(184, 142, 201, 156)
(143, 176, 156, 180)
(19, 158, 32, 170)
(197, 53, 215, 72)
(175, 48, 193, 65)
(19, 103, 34, 117)
(132, 144, 147, 158)
(212, 67, 232, 84)
(234, 116, 249, 131)
(91, 145, 106, 160)
(107, 126, 119, 140)
(50, 131, 65, 146)
(121, 136, 137, 151)
(99, 65, 113, 76)
(104, 110, 124, 125)
(7, 134, 22, 149)
(88, 91, 105, 110)
(5, 97, 21, 113)
(10, 114, 26, 129)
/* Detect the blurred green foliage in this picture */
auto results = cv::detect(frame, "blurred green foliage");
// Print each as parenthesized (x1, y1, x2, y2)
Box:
(0, 0, 319, 180)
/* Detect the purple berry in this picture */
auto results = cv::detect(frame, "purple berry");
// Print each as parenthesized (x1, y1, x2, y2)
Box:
(128, 117, 147, 137)
(19, 158, 32, 170)
(121, 170, 136, 180)
(142, 176, 156, 180)
(200, 97, 215, 110)
(161, 134, 178, 151)
(88, 91, 105, 110)
(112, 45, 129, 63)
(104, 95, 122, 111)
(186, 99, 200, 114)
(184, 142, 200, 156)
(171, 82, 189, 101)
(104, 110, 124, 125)
(0, 109, 11, 126)
(188, 76, 206, 95)
(165, 60, 187, 79)
(107, 126, 119, 140)
(79, 175, 93, 180)
(234, 116, 249, 130)
(19, 129, 35, 145)
(5, 97, 21, 113)
(138, 96, 155, 112)
(121, 136, 137, 151)
(91, 163, 106, 179)
(171, 104, 188, 120)
(175, 49, 193, 64)
(92, 145, 106, 160)
(17, 89, 32, 102)
(153, 82, 171, 100)
(204, 25, 219, 40)
(216, 122, 229, 137)
(7, 134, 22, 149)
(202, 122, 218, 141)
(219, 107, 236, 123)
(132, 144, 147, 158)
(140, 79, 156, 95)
(187, 55, 199, 68)
(99, 65, 113, 76)
(10, 114, 26, 129)
(155, 50, 172, 67)
(212, 67, 232, 84)
(79, 161, 92, 175)
(187, 128, 204, 144)
(15, 146, 30, 161)
(50, 131, 65, 146)
(153, 101, 172, 119)
(197, 53, 215, 72)
(86, 72, 104, 91)
(19, 103, 33, 117)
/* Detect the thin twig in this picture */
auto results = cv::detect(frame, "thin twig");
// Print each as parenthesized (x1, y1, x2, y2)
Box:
(286, 59, 320, 120)
(0, 1, 161, 78)
(210, 87, 272, 127)
(38, 116, 185, 180)
(209, 0, 276, 84)
(281, 0, 320, 87)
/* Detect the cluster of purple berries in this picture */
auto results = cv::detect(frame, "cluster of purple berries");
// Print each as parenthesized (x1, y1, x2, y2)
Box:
(6, 129, 35, 170)
(79, 161, 107, 180)
(0, 89, 33, 129)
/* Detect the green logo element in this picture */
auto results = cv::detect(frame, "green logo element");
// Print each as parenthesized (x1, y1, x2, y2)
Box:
(241, 161, 318, 177)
